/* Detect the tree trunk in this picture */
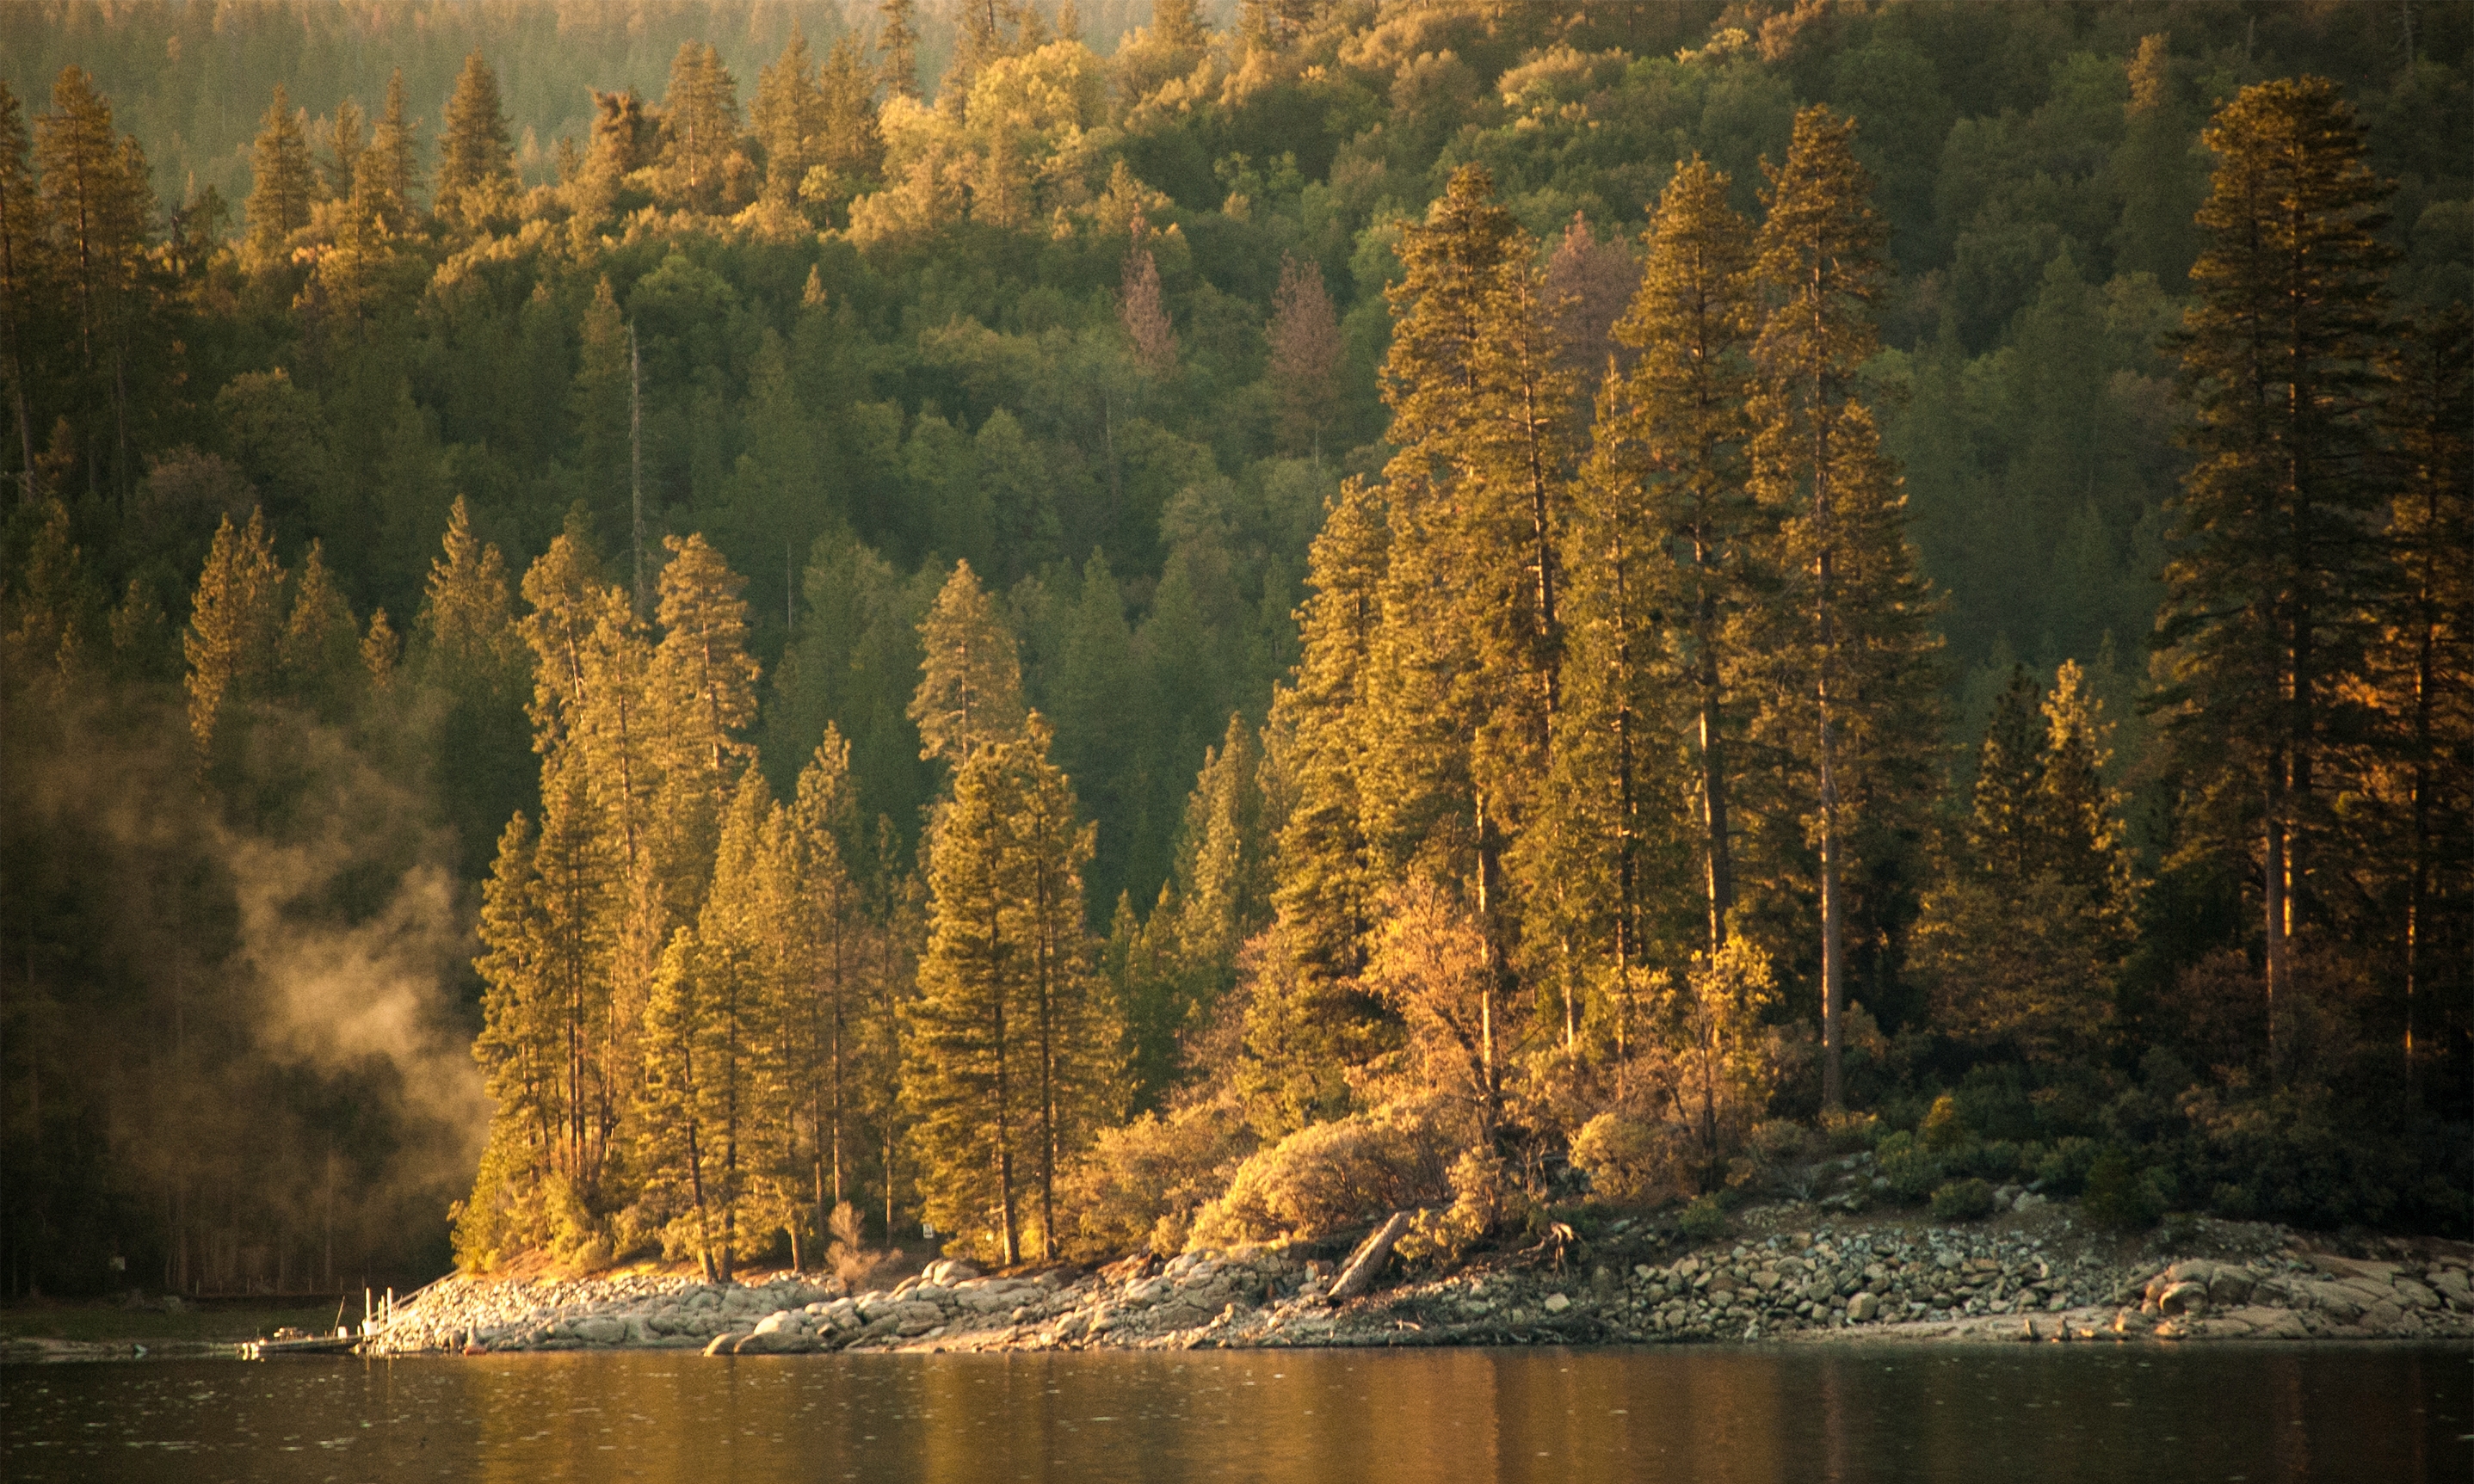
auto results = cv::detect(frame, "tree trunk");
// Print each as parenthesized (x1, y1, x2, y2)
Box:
(1697, 603, 1734, 951)
(991, 894, 1018, 1267)
(1473, 791, 1502, 1136)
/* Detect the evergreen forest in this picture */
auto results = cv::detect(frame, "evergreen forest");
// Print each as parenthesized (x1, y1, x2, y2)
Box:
(2, 0, 2469, 1296)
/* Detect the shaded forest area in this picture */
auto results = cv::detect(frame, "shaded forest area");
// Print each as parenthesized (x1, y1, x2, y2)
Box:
(2, 0, 2468, 1296)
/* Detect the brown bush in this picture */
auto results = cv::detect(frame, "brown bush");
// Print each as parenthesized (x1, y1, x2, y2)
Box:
(1058, 1096, 1257, 1259)
(1569, 1111, 1692, 1204)
(1189, 1098, 1454, 1245)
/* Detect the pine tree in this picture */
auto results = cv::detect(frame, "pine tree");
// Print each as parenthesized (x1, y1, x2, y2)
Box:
(2376, 307, 2474, 1089)
(572, 279, 630, 538)
(648, 533, 762, 915)
(1915, 662, 2131, 1061)
(418, 496, 522, 681)
(516, 520, 609, 770)
(816, 35, 885, 197)
(2154, 77, 2396, 1049)
(521, 522, 669, 1079)
(321, 97, 367, 201)
(774, 730, 873, 1241)
(637, 925, 720, 1278)
(0, 81, 44, 498)
(1367, 163, 1576, 1044)
(466, 811, 559, 1258)
(183, 509, 285, 760)
(1965, 666, 2048, 884)
(436, 50, 515, 221)
(1173, 716, 1271, 997)
(418, 496, 533, 878)
(1010, 717, 1116, 1256)
(910, 559, 1025, 767)
(363, 69, 423, 228)
(310, 151, 394, 331)
(906, 718, 1115, 1262)
(878, 0, 922, 101)
(1120, 243, 1177, 379)
(2111, 34, 2205, 286)
(1120, 715, 1269, 1105)
(1266, 253, 1342, 460)
(535, 757, 621, 1194)
(1252, 475, 1388, 1131)
(35, 67, 133, 369)
(583, 87, 657, 181)
(755, 28, 829, 206)
(639, 772, 780, 1281)
(1152, 0, 1207, 50)
(1573, 154, 1763, 1000)
(278, 539, 361, 719)
(1049, 553, 1138, 903)
(657, 43, 750, 215)
(1747, 106, 1939, 1110)
(908, 728, 1030, 1262)
(34, 66, 151, 496)
(3, 496, 90, 692)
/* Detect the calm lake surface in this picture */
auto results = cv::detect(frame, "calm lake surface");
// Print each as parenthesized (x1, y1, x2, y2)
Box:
(5, 1345, 2468, 1482)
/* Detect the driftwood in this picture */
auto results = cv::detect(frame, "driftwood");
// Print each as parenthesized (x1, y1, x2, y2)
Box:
(1329, 1211, 1413, 1302)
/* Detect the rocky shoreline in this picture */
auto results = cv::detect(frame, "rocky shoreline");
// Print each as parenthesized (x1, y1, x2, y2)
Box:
(367, 1203, 2474, 1358)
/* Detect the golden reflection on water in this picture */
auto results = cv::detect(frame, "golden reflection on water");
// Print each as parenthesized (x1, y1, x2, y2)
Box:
(5, 1344, 2465, 1482)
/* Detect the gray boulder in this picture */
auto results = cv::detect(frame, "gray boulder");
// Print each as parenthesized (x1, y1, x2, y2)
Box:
(571, 1315, 627, 1345)
(735, 1327, 821, 1355)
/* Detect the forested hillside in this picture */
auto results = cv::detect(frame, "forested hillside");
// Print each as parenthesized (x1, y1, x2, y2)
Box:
(2, 0, 2467, 1295)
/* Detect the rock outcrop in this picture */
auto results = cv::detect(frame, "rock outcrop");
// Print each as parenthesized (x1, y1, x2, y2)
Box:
(367, 1216, 2474, 1357)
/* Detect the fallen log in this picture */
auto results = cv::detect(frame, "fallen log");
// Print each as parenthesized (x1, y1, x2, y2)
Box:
(1330, 1211, 1414, 1302)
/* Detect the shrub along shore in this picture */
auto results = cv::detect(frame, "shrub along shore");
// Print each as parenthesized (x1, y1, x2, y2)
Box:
(370, 1197, 2472, 1358)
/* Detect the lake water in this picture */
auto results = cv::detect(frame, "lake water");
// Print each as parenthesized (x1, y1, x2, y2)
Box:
(4, 1345, 2467, 1481)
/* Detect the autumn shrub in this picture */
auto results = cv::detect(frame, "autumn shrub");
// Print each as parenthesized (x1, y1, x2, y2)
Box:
(1677, 1193, 1730, 1241)
(1919, 1092, 1971, 1151)
(1929, 1178, 1996, 1222)
(825, 1203, 901, 1292)
(1749, 1118, 1817, 1164)
(1874, 1130, 1947, 1202)
(2172, 1081, 2420, 1230)
(1570, 1112, 1689, 1204)
(1399, 1148, 1531, 1264)
(1060, 1097, 1257, 1258)
(2033, 1136, 2100, 1193)
(1188, 1099, 1453, 1245)
(1820, 1107, 1882, 1154)
(2081, 1147, 2164, 1229)
(1951, 1138, 2024, 1181)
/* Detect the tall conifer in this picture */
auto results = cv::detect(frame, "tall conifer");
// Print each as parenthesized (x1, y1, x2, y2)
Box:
(2155, 77, 2395, 1050)
(437, 51, 515, 220)
(1366, 164, 1576, 1043)
(1251, 475, 1389, 1132)
(183, 509, 285, 760)
(1574, 156, 1762, 994)
(906, 718, 1114, 1262)
(910, 559, 1024, 767)
(363, 69, 423, 228)
(0, 81, 44, 496)
(1749, 107, 1938, 1109)
(2377, 307, 2473, 1086)
(34, 66, 151, 495)
(878, 0, 922, 100)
